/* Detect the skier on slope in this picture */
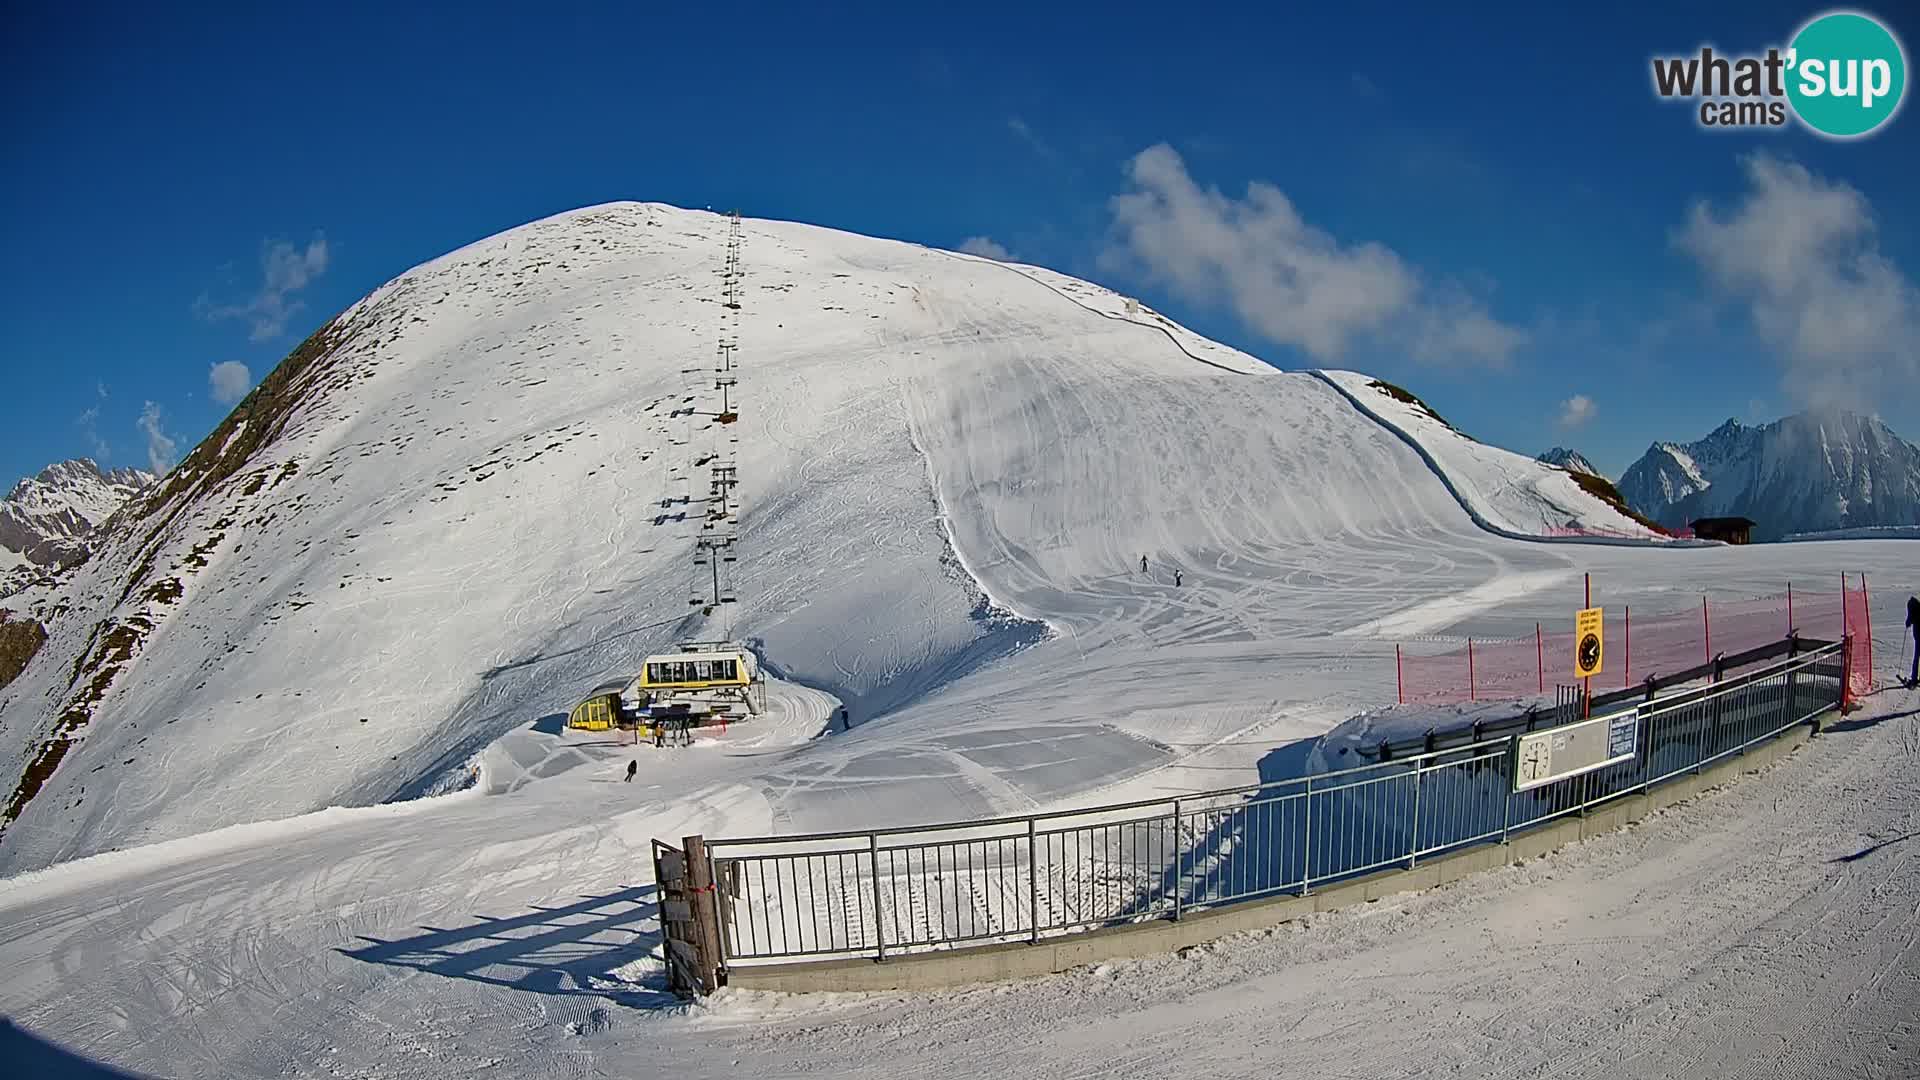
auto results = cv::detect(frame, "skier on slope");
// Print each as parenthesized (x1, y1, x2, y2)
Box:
(1140, 555, 1148, 575)
(1905, 595, 1919, 688)
(625, 759, 637, 782)
(1174, 569, 1183, 588)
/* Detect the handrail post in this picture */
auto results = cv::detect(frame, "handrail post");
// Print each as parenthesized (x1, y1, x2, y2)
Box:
(869, 833, 886, 962)
(1300, 778, 1314, 896)
(1500, 761, 1513, 846)
(1408, 762, 1422, 868)
(1027, 817, 1040, 944)
(1170, 799, 1183, 921)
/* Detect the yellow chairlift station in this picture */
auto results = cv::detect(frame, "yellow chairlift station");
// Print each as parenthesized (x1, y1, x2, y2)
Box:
(627, 642, 763, 722)
(567, 677, 631, 732)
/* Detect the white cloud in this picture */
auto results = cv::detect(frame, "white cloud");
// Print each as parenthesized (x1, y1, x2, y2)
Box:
(209, 361, 253, 405)
(198, 234, 330, 342)
(958, 236, 1013, 261)
(1101, 143, 1524, 366)
(1675, 153, 1918, 413)
(138, 402, 179, 476)
(76, 405, 109, 460)
(1557, 394, 1597, 430)
(1008, 116, 1058, 160)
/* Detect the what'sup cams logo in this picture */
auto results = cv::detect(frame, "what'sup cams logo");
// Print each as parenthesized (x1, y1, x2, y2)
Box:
(1652, 10, 1907, 138)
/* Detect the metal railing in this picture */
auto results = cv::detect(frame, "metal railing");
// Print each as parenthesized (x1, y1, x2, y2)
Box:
(704, 640, 1848, 967)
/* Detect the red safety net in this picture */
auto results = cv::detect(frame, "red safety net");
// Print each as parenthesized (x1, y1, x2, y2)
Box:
(1395, 579, 1860, 706)
(1843, 574, 1874, 704)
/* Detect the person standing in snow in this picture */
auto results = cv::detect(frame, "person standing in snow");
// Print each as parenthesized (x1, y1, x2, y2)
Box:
(625, 759, 637, 782)
(838, 706, 850, 732)
(1140, 555, 1148, 575)
(1906, 595, 1919, 688)
(1174, 569, 1183, 588)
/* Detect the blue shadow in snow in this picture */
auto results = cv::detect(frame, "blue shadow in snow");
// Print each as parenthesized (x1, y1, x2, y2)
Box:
(0, 1018, 153, 1079)
(336, 885, 679, 1010)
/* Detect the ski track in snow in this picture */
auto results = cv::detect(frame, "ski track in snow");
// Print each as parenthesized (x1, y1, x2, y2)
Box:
(0, 202, 1915, 1076)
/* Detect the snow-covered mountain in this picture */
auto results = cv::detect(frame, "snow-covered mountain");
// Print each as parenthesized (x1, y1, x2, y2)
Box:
(0, 459, 155, 598)
(0, 202, 1665, 872)
(1619, 413, 1920, 541)
(1537, 447, 1602, 478)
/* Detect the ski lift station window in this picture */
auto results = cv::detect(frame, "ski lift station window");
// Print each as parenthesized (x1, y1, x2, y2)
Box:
(642, 656, 746, 688)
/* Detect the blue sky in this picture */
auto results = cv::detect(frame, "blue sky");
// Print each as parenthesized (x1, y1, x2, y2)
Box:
(4, 1, 1917, 488)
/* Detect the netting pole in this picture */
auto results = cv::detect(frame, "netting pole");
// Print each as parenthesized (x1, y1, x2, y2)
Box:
(1840, 573, 1852, 710)
(1787, 581, 1794, 637)
(1536, 623, 1544, 694)
(1863, 574, 1873, 689)
(1702, 596, 1711, 666)
(1624, 605, 1632, 689)
(1396, 644, 1404, 705)
(1468, 639, 1476, 702)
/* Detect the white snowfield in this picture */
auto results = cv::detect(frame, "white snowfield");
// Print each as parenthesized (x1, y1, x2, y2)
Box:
(0, 202, 1915, 1078)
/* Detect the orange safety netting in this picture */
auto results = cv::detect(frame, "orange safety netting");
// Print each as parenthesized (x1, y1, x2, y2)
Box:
(1843, 574, 1875, 705)
(1395, 578, 1869, 706)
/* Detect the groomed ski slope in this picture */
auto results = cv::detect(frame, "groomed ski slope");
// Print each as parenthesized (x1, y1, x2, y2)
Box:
(3, 202, 1635, 872)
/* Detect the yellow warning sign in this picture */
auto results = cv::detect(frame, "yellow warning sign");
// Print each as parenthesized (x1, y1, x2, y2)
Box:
(1574, 607, 1604, 678)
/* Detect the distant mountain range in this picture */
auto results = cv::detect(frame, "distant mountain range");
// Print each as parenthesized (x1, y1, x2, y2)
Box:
(1618, 412, 1920, 541)
(1, 459, 155, 598)
(1536, 447, 1602, 478)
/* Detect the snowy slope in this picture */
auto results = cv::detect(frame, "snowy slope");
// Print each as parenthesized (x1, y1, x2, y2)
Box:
(1317, 371, 1670, 541)
(1620, 412, 1920, 540)
(1, 201, 1543, 872)
(0, 200, 1913, 1077)
(0, 645, 1911, 1079)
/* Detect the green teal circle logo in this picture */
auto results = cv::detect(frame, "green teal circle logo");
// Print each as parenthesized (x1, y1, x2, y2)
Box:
(1787, 11, 1907, 137)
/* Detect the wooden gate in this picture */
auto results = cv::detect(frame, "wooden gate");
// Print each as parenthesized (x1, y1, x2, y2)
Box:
(652, 836, 724, 996)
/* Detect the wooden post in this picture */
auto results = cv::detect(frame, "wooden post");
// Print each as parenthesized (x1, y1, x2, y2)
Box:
(1702, 596, 1711, 666)
(1535, 623, 1544, 694)
(1396, 643, 1404, 705)
(1468, 639, 1476, 702)
(1786, 581, 1794, 637)
(1624, 605, 1632, 689)
(683, 835, 723, 995)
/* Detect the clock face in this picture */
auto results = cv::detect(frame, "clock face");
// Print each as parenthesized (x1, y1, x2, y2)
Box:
(1578, 633, 1601, 673)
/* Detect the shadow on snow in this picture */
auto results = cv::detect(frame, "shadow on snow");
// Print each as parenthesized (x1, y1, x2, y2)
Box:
(336, 884, 680, 1010)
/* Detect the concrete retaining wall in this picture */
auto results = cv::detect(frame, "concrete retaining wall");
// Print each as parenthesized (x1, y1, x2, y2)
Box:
(725, 724, 1815, 994)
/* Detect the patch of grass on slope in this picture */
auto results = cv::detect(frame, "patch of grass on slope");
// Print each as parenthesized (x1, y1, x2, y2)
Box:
(1367, 379, 1460, 434)
(1564, 469, 1675, 536)
(0, 614, 47, 690)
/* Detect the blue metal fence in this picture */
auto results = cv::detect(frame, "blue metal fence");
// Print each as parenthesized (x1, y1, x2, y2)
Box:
(701, 640, 1848, 966)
